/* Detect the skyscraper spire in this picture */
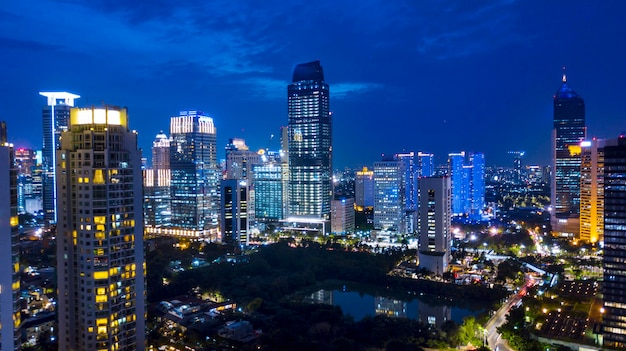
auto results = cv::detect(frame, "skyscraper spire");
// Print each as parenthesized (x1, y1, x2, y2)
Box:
(562, 66, 567, 83)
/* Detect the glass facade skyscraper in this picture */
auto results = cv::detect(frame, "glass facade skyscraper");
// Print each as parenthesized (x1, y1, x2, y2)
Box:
(373, 156, 405, 233)
(448, 151, 485, 219)
(287, 61, 332, 224)
(602, 136, 626, 349)
(551, 71, 586, 237)
(169, 111, 220, 239)
(56, 107, 146, 351)
(40, 92, 80, 225)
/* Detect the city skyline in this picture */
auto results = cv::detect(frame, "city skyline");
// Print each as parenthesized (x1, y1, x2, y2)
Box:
(2, 1, 626, 168)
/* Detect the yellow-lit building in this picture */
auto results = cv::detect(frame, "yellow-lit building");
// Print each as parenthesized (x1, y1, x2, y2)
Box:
(579, 139, 606, 244)
(56, 107, 146, 350)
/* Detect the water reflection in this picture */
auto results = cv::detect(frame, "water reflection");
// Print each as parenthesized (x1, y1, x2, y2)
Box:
(305, 289, 478, 329)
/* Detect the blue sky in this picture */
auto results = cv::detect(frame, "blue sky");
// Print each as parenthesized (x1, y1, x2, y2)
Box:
(2, 0, 626, 168)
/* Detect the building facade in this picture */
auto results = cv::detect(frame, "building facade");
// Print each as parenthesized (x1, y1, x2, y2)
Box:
(143, 132, 171, 235)
(287, 61, 332, 225)
(417, 176, 451, 275)
(448, 152, 485, 219)
(56, 107, 146, 350)
(0, 122, 21, 350)
(579, 139, 610, 244)
(252, 159, 285, 223)
(168, 111, 220, 239)
(602, 136, 626, 349)
(417, 152, 434, 178)
(355, 167, 374, 209)
(373, 156, 405, 233)
(331, 197, 355, 235)
(40, 92, 80, 225)
(225, 138, 261, 181)
(551, 71, 586, 238)
(220, 179, 249, 245)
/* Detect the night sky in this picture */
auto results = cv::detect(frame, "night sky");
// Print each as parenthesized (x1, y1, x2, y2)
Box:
(2, 1, 626, 168)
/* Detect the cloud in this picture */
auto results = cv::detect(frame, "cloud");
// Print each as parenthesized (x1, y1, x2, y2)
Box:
(332, 82, 383, 99)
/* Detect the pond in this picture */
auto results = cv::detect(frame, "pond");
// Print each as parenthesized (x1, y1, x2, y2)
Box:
(304, 287, 482, 329)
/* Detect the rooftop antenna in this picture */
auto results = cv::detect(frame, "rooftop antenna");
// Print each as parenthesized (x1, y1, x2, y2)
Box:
(562, 66, 567, 83)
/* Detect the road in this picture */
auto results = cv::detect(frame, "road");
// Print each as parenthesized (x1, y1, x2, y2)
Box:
(484, 288, 526, 351)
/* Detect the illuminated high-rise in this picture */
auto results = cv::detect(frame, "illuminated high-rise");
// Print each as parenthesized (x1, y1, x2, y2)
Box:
(169, 111, 220, 239)
(448, 151, 484, 219)
(287, 61, 332, 226)
(355, 167, 374, 209)
(373, 155, 405, 233)
(252, 152, 286, 224)
(602, 136, 626, 348)
(579, 139, 609, 244)
(225, 138, 261, 180)
(143, 132, 171, 236)
(0, 122, 21, 351)
(417, 152, 434, 178)
(56, 107, 145, 351)
(220, 179, 249, 245)
(398, 152, 418, 233)
(551, 70, 586, 237)
(40, 91, 80, 225)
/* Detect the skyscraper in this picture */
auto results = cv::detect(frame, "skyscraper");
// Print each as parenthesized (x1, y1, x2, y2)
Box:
(398, 152, 418, 233)
(551, 70, 586, 237)
(287, 61, 332, 226)
(169, 111, 220, 239)
(417, 176, 451, 275)
(143, 132, 171, 236)
(40, 91, 80, 225)
(220, 179, 249, 245)
(0, 122, 21, 351)
(56, 106, 145, 351)
(448, 151, 485, 219)
(355, 167, 374, 209)
(602, 136, 626, 348)
(579, 139, 609, 244)
(417, 152, 434, 178)
(373, 155, 405, 233)
(225, 138, 261, 180)
(252, 154, 285, 224)
(331, 198, 355, 235)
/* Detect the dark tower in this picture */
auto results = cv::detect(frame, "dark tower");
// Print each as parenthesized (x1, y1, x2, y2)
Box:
(551, 69, 586, 237)
(287, 61, 332, 226)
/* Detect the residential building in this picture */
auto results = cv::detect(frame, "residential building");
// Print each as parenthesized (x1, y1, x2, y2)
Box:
(56, 106, 146, 350)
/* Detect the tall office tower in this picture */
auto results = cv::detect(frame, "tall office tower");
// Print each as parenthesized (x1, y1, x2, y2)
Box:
(398, 152, 418, 233)
(40, 91, 80, 225)
(56, 107, 146, 351)
(287, 60, 332, 225)
(252, 152, 285, 224)
(579, 139, 611, 244)
(602, 136, 626, 349)
(551, 70, 586, 238)
(225, 138, 261, 180)
(508, 151, 525, 184)
(220, 179, 249, 245)
(448, 152, 485, 218)
(355, 167, 374, 209)
(469, 152, 485, 219)
(0, 122, 21, 351)
(331, 197, 355, 234)
(143, 132, 171, 236)
(15, 148, 36, 214)
(417, 176, 451, 276)
(448, 152, 468, 215)
(417, 152, 434, 177)
(373, 155, 406, 233)
(169, 111, 220, 239)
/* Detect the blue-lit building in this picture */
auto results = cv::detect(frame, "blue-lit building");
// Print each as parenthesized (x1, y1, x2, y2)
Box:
(169, 111, 220, 240)
(448, 151, 485, 219)
(373, 155, 405, 233)
(331, 197, 355, 235)
(551, 70, 586, 238)
(143, 132, 171, 235)
(398, 152, 418, 233)
(39, 92, 79, 225)
(417, 152, 434, 177)
(287, 61, 332, 226)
